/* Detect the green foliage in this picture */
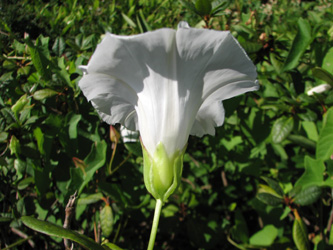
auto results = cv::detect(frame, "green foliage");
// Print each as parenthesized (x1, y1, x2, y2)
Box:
(249, 224, 278, 247)
(293, 185, 322, 206)
(282, 18, 312, 72)
(293, 214, 310, 250)
(21, 216, 106, 250)
(316, 107, 333, 160)
(100, 204, 113, 238)
(0, 0, 332, 249)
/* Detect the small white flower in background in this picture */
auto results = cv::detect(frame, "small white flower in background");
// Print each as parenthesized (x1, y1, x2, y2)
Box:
(79, 22, 259, 201)
(307, 83, 332, 96)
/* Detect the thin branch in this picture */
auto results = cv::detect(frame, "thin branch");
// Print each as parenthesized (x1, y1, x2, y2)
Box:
(63, 191, 78, 249)
(11, 227, 35, 248)
(0, 30, 10, 36)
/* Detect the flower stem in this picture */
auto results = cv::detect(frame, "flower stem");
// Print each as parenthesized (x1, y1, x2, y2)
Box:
(147, 199, 163, 250)
(107, 140, 117, 175)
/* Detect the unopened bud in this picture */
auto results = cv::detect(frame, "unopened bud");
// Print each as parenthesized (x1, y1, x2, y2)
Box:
(110, 126, 120, 143)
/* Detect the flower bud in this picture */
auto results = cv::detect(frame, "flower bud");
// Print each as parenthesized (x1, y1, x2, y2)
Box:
(110, 125, 120, 143)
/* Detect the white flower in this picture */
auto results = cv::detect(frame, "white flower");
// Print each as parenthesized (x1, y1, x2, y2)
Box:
(79, 22, 259, 201)
(307, 83, 331, 96)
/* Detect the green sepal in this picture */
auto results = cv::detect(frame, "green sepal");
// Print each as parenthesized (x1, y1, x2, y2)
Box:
(142, 142, 186, 202)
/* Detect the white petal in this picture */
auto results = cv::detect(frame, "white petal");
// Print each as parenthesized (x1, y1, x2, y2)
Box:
(175, 25, 259, 137)
(85, 29, 176, 93)
(79, 23, 259, 157)
(137, 66, 190, 157)
(79, 73, 138, 130)
(78, 65, 88, 75)
(80, 28, 178, 131)
(307, 83, 331, 95)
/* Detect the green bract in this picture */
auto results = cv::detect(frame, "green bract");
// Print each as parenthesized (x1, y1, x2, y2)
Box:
(142, 142, 186, 202)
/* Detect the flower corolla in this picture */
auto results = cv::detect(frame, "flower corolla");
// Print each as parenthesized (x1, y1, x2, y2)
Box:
(79, 22, 259, 201)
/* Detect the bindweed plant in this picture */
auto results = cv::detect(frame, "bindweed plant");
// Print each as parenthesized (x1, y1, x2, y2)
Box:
(0, 0, 333, 249)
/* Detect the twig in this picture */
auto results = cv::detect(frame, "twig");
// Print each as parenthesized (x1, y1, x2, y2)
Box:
(0, 142, 9, 157)
(2, 54, 30, 60)
(221, 170, 228, 187)
(63, 191, 78, 249)
(181, 177, 195, 190)
(110, 152, 132, 175)
(188, 154, 200, 167)
(0, 30, 9, 36)
(11, 227, 35, 248)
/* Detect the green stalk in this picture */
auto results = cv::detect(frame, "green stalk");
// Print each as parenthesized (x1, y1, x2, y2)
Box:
(147, 199, 163, 250)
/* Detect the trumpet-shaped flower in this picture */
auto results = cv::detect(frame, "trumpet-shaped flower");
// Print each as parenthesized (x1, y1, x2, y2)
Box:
(79, 22, 259, 201)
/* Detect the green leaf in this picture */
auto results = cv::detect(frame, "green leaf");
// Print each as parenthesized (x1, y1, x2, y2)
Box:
(161, 203, 179, 217)
(289, 185, 303, 198)
(102, 242, 124, 250)
(136, 9, 151, 33)
(0, 216, 12, 223)
(261, 177, 284, 196)
(52, 37, 66, 56)
(240, 42, 262, 54)
(100, 204, 113, 237)
(81, 34, 97, 51)
(293, 214, 310, 250)
(257, 192, 284, 206)
(33, 127, 45, 155)
(21, 216, 105, 250)
(68, 114, 82, 139)
(294, 185, 322, 206)
(26, 36, 52, 81)
(98, 182, 130, 207)
(195, 0, 212, 16)
(17, 177, 34, 190)
(312, 67, 333, 86)
(301, 121, 319, 142)
(282, 18, 312, 72)
(295, 156, 325, 188)
(322, 47, 333, 73)
(55, 57, 73, 87)
(249, 225, 278, 247)
(124, 142, 142, 156)
(0, 236, 33, 250)
(271, 116, 294, 143)
(14, 159, 26, 180)
(13, 40, 26, 54)
(9, 135, 20, 155)
(0, 19, 11, 33)
(77, 193, 103, 205)
(178, 0, 197, 13)
(211, 0, 229, 16)
(11, 94, 29, 121)
(316, 107, 333, 160)
(287, 134, 316, 151)
(32, 160, 50, 196)
(66, 141, 107, 197)
(121, 13, 137, 28)
(230, 210, 249, 244)
(270, 53, 283, 74)
(329, 226, 333, 245)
